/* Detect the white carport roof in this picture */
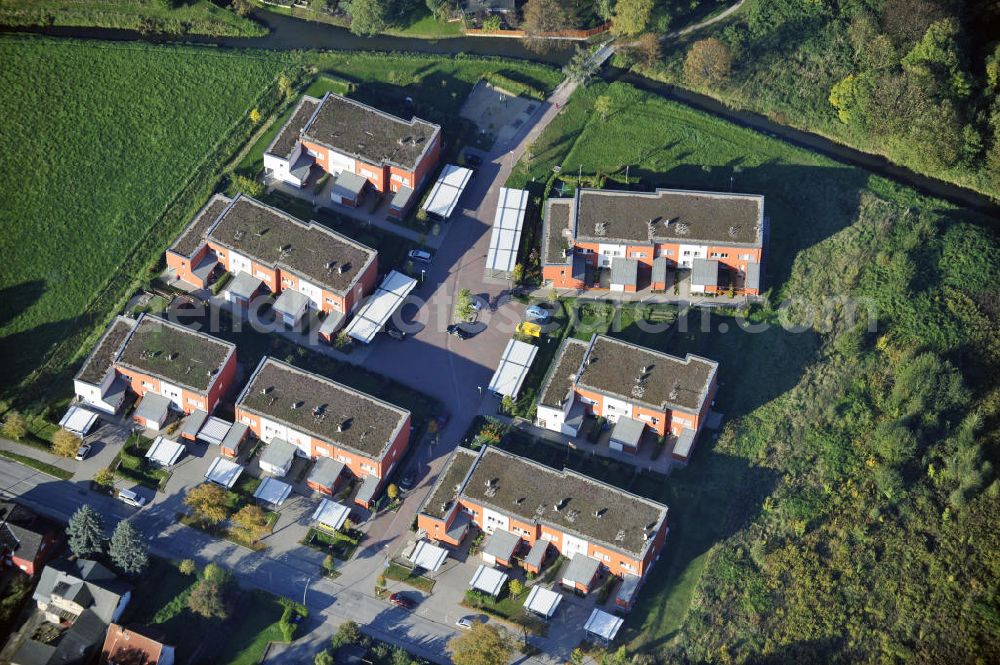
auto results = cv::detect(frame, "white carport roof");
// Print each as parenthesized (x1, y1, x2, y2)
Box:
(485, 188, 528, 274)
(487, 339, 538, 398)
(469, 564, 508, 597)
(523, 585, 562, 619)
(205, 457, 244, 489)
(584, 609, 624, 642)
(408, 540, 448, 573)
(421, 164, 473, 219)
(311, 499, 350, 531)
(345, 271, 417, 344)
(59, 405, 99, 436)
(145, 436, 185, 466)
(253, 477, 293, 506)
(198, 416, 232, 445)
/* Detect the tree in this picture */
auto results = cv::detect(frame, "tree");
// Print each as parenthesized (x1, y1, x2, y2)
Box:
(426, 0, 454, 20)
(2, 410, 27, 441)
(501, 394, 515, 415)
(232, 504, 270, 544)
(511, 263, 525, 285)
(249, 108, 262, 124)
(315, 651, 335, 665)
(902, 18, 971, 99)
(522, 0, 572, 36)
(93, 467, 115, 490)
(331, 620, 361, 649)
(109, 520, 149, 575)
(66, 505, 104, 557)
(230, 173, 264, 199)
(594, 94, 613, 121)
(508, 578, 523, 596)
(611, 0, 654, 37)
(323, 553, 336, 573)
(632, 32, 662, 68)
(570, 648, 585, 665)
(277, 72, 294, 101)
(348, 0, 387, 36)
(448, 622, 513, 665)
(829, 74, 859, 123)
(179, 559, 198, 576)
(386, 483, 399, 501)
(391, 646, 412, 665)
(188, 580, 229, 619)
(230, 0, 252, 17)
(203, 562, 234, 587)
(595, 0, 614, 21)
(482, 15, 502, 33)
(309, 0, 328, 20)
(563, 47, 599, 86)
(683, 38, 732, 88)
(184, 483, 229, 526)
(455, 288, 475, 321)
(52, 428, 82, 458)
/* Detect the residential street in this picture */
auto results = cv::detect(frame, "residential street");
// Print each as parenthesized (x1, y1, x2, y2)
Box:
(0, 74, 586, 665)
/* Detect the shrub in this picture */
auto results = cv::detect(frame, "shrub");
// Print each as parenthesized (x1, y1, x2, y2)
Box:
(2, 410, 27, 441)
(52, 428, 81, 457)
(179, 559, 198, 576)
(483, 72, 544, 100)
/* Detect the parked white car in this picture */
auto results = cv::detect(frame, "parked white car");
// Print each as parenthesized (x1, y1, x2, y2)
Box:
(117, 488, 146, 507)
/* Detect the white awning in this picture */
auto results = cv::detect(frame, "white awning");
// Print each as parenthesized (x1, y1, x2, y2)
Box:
(408, 540, 448, 573)
(345, 271, 418, 344)
(469, 564, 508, 597)
(485, 188, 528, 274)
(205, 457, 243, 489)
(198, 416, 232, 445)
(144, 436, 185, 467)
(487, 339, 538, 398)
(523, 585, 562, 619)
(59, 405, 99, 437)
(584, 609, 623, 642)
(312, 499, 350, 531)
(421, 164, 473, 219)
(254, 477, 292, 506)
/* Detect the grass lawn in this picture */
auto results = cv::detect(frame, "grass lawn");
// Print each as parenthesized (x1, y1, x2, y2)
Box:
(214, 590, 289, 665)
(114, 434, 171, 491)
(388, 8, 465, 38)
(0, 0, 265, 36)
(303, 527, 360, 561)
(0, 450, 72, 480)
(463, 587, 546, 635)
(0, 37, 286, 405)
(385, 562, 436, 592)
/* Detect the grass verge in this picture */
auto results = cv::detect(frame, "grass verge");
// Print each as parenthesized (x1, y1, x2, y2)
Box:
(0, 449, 72, 480)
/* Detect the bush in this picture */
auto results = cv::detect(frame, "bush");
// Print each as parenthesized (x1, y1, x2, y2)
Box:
(179, 559, 197, 576)
(2, 410, 27, 441)
(51, 428, 81, 457)
(483, 72, 545, 100)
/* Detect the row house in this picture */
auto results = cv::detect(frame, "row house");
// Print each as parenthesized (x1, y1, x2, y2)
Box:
(542, 187, 767, 295)
(73, 314, 237, 428)
(263, 93, 442, 218)
(166, 194, 378, 336)
(535, 334, 718, 463)
(234, 357, 411, 507)
(417, 446, 668, 606)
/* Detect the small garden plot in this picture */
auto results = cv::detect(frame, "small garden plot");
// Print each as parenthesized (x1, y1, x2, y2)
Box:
(463, 584, 547, 635)
(302, 525, 362, 562)
(178, 474, 278, 551)
(113, 434, 172, 491)
(383, 561, 436, 592)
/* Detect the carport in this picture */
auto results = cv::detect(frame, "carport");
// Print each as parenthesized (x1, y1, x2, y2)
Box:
(205, 457, 243, 489)
(145, 437, 185, 467)
(344, 271, 417, 344)
(132, 393, 171, 431)
(523, 586, 563, 620)
(59, 405, 99, 437)
(487, 339, 538, 399)
(258, 438, 296, 477)
(485, 188, 528, 279)
(253, 477, 293, 507)
(421, 164, 473, 220)
(481, 529, 520, 567)
(307, 458, 345, 495)
(583, 609, 623, 645)
(179, 409, 208, 441)
(469, 564, 508, 598)
(197, 416, 232, 445)
(312, 499, 350, 532)
(408, 540, 449, 573)
(561, 554, 601, 592)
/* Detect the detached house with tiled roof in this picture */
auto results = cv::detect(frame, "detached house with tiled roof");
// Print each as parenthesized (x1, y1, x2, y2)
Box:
(73, 314, 236, 428)
(543, 187, 767, 295)
(235, 357, 411, 507)
(166, 194, 378, 336)
(264, 93, 442, 218)
(536, 334, 718, 463)
(417, 446, 668, 606)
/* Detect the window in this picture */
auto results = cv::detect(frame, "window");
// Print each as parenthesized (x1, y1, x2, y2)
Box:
(631, 252, 647, 259)
(187, 397, 202, 407)
(316, 447, 330, 457)
(240, 415, 252, 426)
(336, 454, 352, 465)
(710, 252, 720, 258)
(282, 278, 293, 287)
(741, 254, 752, 260)
(142, 381, 155, 390)
(325, 297, 334, 305)
(720, 253, 729, 258)
(541, 532, 556, 542)
(620, 561, 636, 573)
(682, 250, 691, 256)
(361, 463, 376, 474)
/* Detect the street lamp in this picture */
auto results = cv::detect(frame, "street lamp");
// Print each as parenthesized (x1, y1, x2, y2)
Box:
(477, 386, 483, 396)
(421, 269, 426, 283)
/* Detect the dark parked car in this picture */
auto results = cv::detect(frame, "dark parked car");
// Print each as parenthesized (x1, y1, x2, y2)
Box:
(399, 471, 416, 490)
(389, 593, 415, 610)
(447, 324, 473, 340)
(464, 153, 483, 168)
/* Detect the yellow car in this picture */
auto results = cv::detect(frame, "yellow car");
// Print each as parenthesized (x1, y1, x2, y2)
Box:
(516, 321, 542, 338)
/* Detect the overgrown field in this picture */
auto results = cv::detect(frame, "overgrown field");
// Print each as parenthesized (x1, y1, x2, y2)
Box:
(509, 80, 1000, 662)
(0, 0, 265, 36)
(0, 37, 286, 401)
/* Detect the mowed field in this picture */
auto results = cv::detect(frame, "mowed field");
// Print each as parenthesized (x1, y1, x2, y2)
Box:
(0, 37, 285, 397)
